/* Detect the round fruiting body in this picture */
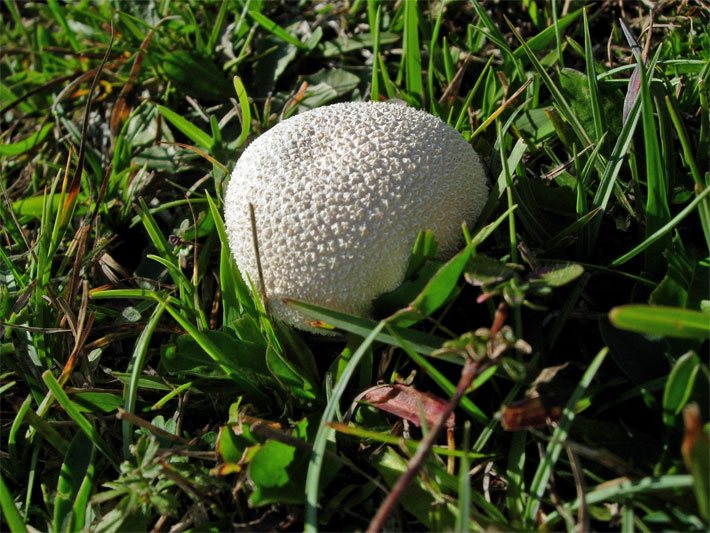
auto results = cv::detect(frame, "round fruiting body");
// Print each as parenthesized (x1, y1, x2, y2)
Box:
(224, 101, 487, 331)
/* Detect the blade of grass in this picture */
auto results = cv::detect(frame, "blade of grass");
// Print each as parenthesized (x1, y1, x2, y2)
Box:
(232, 76, 251, 148)
(455, 422, 472, 533)
(53, 432, 95, 533)
(403, 0, 423, 104)
(551, 0, 562, 67)
(543, 475, 693, 526)
(369, 3, 382, 101)
(206, 0, 229, 54)
(161, 300, 267, 400)
(665, 94, 710, 252)
(454, 56, 493, 131)
(523, 347, 608, 523)
(0, 474, 26, 533)
(156, 105, 213, 151)
(427, 1, 445, 112)
(583, 8, 604, 142)
(22, 409, 70, 455)
(206, 194, 255, 318)
(285, 299, 451, 361)
(41, 370, 119, 470)
(507, 18, 591, 147)
(122, 300, 166, 459)
(609, 305, 710, 340)
(473, 139, 527, 234)
(610, 185, 710, 265)
(329, 422, 486, 460)
(248, 10, 307, 50)
(46, 0, 80, 52)
(636, 50, 671, 274)
(305, 320, 387, 532)
(505, 432, 527, 524)
(0, 123, 53, 157)
(589, 92, 642, 251)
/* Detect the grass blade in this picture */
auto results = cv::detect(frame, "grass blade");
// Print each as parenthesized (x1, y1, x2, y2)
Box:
(610, 185, 710, 265)
(609, 305, 710, 340)
(41, 371, 119, 470)
(304, 321, 387, 532)
(232, 76, 251, 148)
(53, 432, 95, 533)
(583, 8, 604, 141)
(122, 300, 166, 459)
(156, 104, 213, 150)
(524, 347, 608, 523)
(369, 3, 382, 101)
(507, 18, 590, 147)
(427, 1, 445, 112)
(544, 475, 693, 526)
(403, 0, 423, 104)
(0, 474, 26, 533)
(248, 10, 306, 50)
(455, 422, 472, 533)
(663, 352, 700, 425)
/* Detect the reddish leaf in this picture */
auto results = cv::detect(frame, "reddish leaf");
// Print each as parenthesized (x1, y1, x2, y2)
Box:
(356, 384, 455, 429)
(501, 396, 561, 431)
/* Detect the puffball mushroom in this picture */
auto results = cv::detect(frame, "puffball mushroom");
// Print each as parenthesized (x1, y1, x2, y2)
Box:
(224, 101, 487, 332)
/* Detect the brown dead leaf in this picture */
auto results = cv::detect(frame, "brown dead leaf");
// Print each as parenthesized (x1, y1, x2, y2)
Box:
(355, 383, 455, 430)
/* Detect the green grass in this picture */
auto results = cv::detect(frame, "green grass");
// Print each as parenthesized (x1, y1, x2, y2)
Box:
(1, 1, 708, 531)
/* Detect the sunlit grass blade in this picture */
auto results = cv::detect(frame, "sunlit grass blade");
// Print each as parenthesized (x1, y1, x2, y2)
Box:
(589, 92, 642, 250)
(609, 305, 710, 340)
(403, 0, 423, 104)
(524, 347, 608, 523)
(156, 105, 213, 150)
(637, 48, 671, 273)
(248, 10, 307, 49)
(473, 139, 527, 233)
(285, 299, 452, 360)
(0, 474, 26, 533)
(665, 94, 710, 252)
(507, 18, 590, 147)
(161, 301, 267, 399)
(304, 321, 386, 533)
(0, 123, 53, 157)
(663, 352, 700, 425)
(369, 3, 382, 102)
(505, 432, 526, 525)
(543, 475, 694, 527)
(233, 76, 251, 148)
(610, 185, 710, 265)
(206, 194, 255, 319)
(329, 422, 486, 460)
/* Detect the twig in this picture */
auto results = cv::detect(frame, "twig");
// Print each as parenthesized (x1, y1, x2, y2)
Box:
(116, 408, 187, 443)
(366, 304, 508, 532)
(366, 356, 479, 532)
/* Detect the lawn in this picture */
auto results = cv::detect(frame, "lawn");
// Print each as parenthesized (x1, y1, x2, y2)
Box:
(1, 0, 708, 531)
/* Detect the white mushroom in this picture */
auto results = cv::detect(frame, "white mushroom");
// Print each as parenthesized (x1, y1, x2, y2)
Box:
(224, 101, 487, 332)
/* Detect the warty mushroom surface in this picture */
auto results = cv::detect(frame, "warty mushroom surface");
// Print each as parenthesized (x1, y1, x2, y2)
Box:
(224, 101, 487, 332)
